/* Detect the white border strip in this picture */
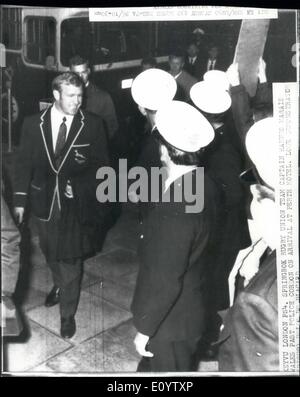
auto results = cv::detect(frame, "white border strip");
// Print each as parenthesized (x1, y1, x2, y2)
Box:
(89, 7, 278, 22)
(273, 82, 299, 374)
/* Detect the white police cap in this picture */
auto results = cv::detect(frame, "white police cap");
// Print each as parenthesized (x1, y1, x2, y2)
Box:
(193, 28, 205, 35)
(155, 100, 214, 153)
(190, 81, 232, 114)
(131, 68, 177, 111)
(203, 70, 230, 91)
(245, 117, 277, 189)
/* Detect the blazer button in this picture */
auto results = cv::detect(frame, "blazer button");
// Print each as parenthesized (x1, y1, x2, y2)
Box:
(140, 234, 144, 239)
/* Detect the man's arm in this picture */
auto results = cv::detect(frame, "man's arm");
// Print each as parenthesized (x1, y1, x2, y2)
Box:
(227, 63, 254, 144)
(252, 58, 273, 116)
(13, 117, 33, 223)
(1, 194, 21, 295)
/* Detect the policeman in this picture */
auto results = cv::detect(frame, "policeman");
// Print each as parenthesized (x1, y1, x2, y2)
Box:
(131, 100, 219, 372)
(130, 68, 177, 218)
(190, 77, 251, 352)
(218, 117, 279, 371)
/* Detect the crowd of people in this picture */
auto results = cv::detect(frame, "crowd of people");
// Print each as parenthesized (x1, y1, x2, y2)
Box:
(2, 32, 279, 373)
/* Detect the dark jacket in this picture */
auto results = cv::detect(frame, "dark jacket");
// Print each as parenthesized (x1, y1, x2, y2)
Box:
(13, 107, 110, 258)
(202, 122, 251, 310)
(131, 171, 218, 341)
(184, 55, 205, 81)
(218, 250, 278, 372)
(173, 70, 198, 103)
(84, 82, 119, 140)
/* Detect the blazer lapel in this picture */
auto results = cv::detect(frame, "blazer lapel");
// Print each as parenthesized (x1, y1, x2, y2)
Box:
(58, 110, 85, 172)
(40, 106, 57, 173)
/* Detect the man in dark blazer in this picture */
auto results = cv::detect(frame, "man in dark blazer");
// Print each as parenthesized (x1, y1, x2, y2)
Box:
(13, 72, 110, 339)
(131, 100, 218, 372)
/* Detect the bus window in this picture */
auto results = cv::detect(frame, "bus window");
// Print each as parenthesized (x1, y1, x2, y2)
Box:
(155, 22, 190, 56)
(25, 17, 56, 65)
(2, 7, 22, 50)
(121, 22, 152, 60)
(60, 19, 152, 67)
(61, 19, 127, 66)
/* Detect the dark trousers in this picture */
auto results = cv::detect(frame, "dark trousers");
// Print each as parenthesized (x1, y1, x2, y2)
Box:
(137, 337, 199, 372)
(48, 259, 82, 318)
(35, 199, 82, 318)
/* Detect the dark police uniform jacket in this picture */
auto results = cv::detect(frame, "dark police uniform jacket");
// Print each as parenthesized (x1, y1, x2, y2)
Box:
(13, 106, 110, 259)
(131, 170, 218, 341)
(218, 250, 278, 371)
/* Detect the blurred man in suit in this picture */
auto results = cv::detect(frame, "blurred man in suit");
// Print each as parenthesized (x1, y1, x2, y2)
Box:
(196, 43, 228, 81)
(13, 72, 110, 339)
(184, 42, 204, 81)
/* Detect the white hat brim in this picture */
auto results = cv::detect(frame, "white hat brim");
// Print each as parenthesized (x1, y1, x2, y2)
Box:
(190, 81, 232, 114)
(203, 70, 230, 91)
(245, 117, 277, 188)
(155, 100, 214, 152)
(131, 68, 177, 111)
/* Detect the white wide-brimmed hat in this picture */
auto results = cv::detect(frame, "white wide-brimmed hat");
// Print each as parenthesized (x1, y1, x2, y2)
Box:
(131, 68, 177, 111)
(155, 100, 214, 153)
(193, 28, 205, 35)
(203, 70, 230, 91)
(190, 81, 232, 114)
(245, 117, 277, 189)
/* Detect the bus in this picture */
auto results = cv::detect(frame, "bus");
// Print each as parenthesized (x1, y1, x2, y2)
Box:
(1, 6, 296, 147)
(1, 6, 242, 144)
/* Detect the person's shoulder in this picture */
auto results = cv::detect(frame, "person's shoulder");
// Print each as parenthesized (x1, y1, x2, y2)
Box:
(89, 82, 111, 98)
(182, 70, 197, 84)
(243, 251, 277, 309)
(23, 108, 50, 126)
(80, 109, 103, 124)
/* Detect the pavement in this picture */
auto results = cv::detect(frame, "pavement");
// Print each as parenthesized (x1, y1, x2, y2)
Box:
(2, 150, 218, 374)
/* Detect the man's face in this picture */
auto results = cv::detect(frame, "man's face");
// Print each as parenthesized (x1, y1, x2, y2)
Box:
(141, 63, 153, 72)
(208, 46, 218, 60)
(70, 63, 90, 85)
(169, 57, 184, 76)
(54, 83, 83, 116)
(187, 44, 199, 58)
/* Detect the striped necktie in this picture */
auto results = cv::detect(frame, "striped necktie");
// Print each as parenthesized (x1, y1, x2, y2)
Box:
(54, 116, 67, 167)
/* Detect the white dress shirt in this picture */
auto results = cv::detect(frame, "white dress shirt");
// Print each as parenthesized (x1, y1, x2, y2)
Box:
(51, 105, 74, 151)
(207, 59, 216, 71)
(189, 56, 197, 65)
(174, 71, 183, 80)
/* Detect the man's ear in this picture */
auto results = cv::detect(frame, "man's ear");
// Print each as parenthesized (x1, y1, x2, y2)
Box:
(138, 106, 147, 117)
(53, 89, 60, 102)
